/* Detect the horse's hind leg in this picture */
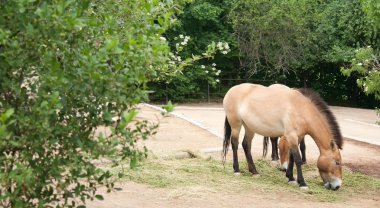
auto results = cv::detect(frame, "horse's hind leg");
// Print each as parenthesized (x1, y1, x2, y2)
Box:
(231, 128, 241, 175)
(270, 137, 279, 161)
(242, 129, 258, 175)
(223, 117, 242, 175)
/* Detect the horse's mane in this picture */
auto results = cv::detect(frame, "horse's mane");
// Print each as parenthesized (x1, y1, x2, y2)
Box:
(297, 88, 343, 149)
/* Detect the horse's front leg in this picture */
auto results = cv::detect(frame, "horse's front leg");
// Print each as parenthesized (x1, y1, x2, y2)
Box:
(290, 148, 308, 189)
(286, 150, 296, 183)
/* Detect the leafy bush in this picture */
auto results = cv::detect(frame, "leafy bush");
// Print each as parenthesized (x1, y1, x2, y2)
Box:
(0, 0, 183, 207)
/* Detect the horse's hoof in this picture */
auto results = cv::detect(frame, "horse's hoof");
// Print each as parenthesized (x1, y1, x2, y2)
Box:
(252, 173, 260, 178)
(300, 186, 309, 191)
(288, 181, 298, 186)
(234, 172, 241, 176)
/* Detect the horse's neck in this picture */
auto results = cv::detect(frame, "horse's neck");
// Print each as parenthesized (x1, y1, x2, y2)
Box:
(305, 110, 333, 153)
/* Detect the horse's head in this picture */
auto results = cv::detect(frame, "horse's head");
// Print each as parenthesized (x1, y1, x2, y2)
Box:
(317, 147, 342, 190)
(278, 137, 289, 170)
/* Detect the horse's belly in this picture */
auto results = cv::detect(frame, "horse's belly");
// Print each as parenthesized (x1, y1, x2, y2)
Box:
(242, 116, 285, 137)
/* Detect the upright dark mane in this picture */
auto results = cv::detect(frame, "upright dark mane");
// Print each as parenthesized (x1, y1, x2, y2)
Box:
(297, 88, 343, 149)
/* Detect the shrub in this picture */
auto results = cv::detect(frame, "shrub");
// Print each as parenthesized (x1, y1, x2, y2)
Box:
(0, 1, 179, 207)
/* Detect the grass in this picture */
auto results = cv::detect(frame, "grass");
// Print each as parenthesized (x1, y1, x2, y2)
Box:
(112, 155, 380, 203)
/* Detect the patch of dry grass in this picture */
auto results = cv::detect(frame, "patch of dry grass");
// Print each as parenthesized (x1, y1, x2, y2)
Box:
(113, 155, 380, 202)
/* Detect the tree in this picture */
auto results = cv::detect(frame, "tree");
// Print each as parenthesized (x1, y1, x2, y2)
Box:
(361, 0, 380, 34)
(351, 0, 380, 112)
(149, 0, 238, 102)
(0, 0, 184, 207)
(228, 0, 378, 107)
(229, 0, 320, 79)
(319, 0, 379, 106)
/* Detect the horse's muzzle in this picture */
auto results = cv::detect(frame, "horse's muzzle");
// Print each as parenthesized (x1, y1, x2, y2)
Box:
(281, 162, 288, 171)
(324, 178, 342, 191)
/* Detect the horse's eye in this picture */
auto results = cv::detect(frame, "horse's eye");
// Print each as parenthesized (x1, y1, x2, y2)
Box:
(335, 161, 341, 166)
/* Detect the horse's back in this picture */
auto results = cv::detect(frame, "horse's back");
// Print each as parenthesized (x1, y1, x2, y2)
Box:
(223, 83, 264, 115)
(269, 83, 290, 89)
(223, 83, 294, 109)
(223, 83, 263, 104)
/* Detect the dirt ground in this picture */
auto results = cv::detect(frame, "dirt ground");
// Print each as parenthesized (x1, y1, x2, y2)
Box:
(87, 105, 380, 208)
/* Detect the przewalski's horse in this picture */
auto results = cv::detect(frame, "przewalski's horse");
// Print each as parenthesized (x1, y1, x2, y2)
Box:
(222, 83, 343, 190)
(263, 136, 306, 170)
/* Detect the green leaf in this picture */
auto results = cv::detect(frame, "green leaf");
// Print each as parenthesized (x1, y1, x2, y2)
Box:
(95, 195, 104, 201)
(162, 100, 175, 113)
(122, 110, 138, 125)
(114, 47, 124, 54)
(105, 38, 118, 51)
(1, 108, 14, 123)
(50, 91, 60, 106)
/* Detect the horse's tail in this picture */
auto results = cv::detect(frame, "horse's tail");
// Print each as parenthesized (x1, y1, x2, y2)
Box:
(222, 117, 231, 165)
(263, 136, 269, 158)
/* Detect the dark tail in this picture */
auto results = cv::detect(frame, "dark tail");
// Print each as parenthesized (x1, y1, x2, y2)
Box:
(222, 117, 231, 165)
(263, 136, 269, 158)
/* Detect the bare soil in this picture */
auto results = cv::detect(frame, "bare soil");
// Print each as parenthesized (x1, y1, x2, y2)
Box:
(87, 105, 380, 208)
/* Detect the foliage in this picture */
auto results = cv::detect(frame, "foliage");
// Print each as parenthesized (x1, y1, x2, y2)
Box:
(229, 0, 320, 77)
(309, 0, 379, 106)
(0, 0, 188, 207)
(354, 0, 380, 113)
(149, 0, 239, 102)
(168, 0, 237, 59)
(153, 0, 379, 108)
(341, 47, 380, 120)
(161, 100, 176, 116)
(348, 0, 380, 107)
(361, 0, 380, 33)
(147, 0, 380, 107)
(225, 0, 379, 108)
(317, 0, 379, 108)
(319, 0, 376, 62)
(342, 47, 380, 98)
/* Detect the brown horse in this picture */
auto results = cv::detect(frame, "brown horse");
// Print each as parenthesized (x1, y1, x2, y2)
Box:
(263, 136, 306, 170)
(222, 83, 343, 190)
